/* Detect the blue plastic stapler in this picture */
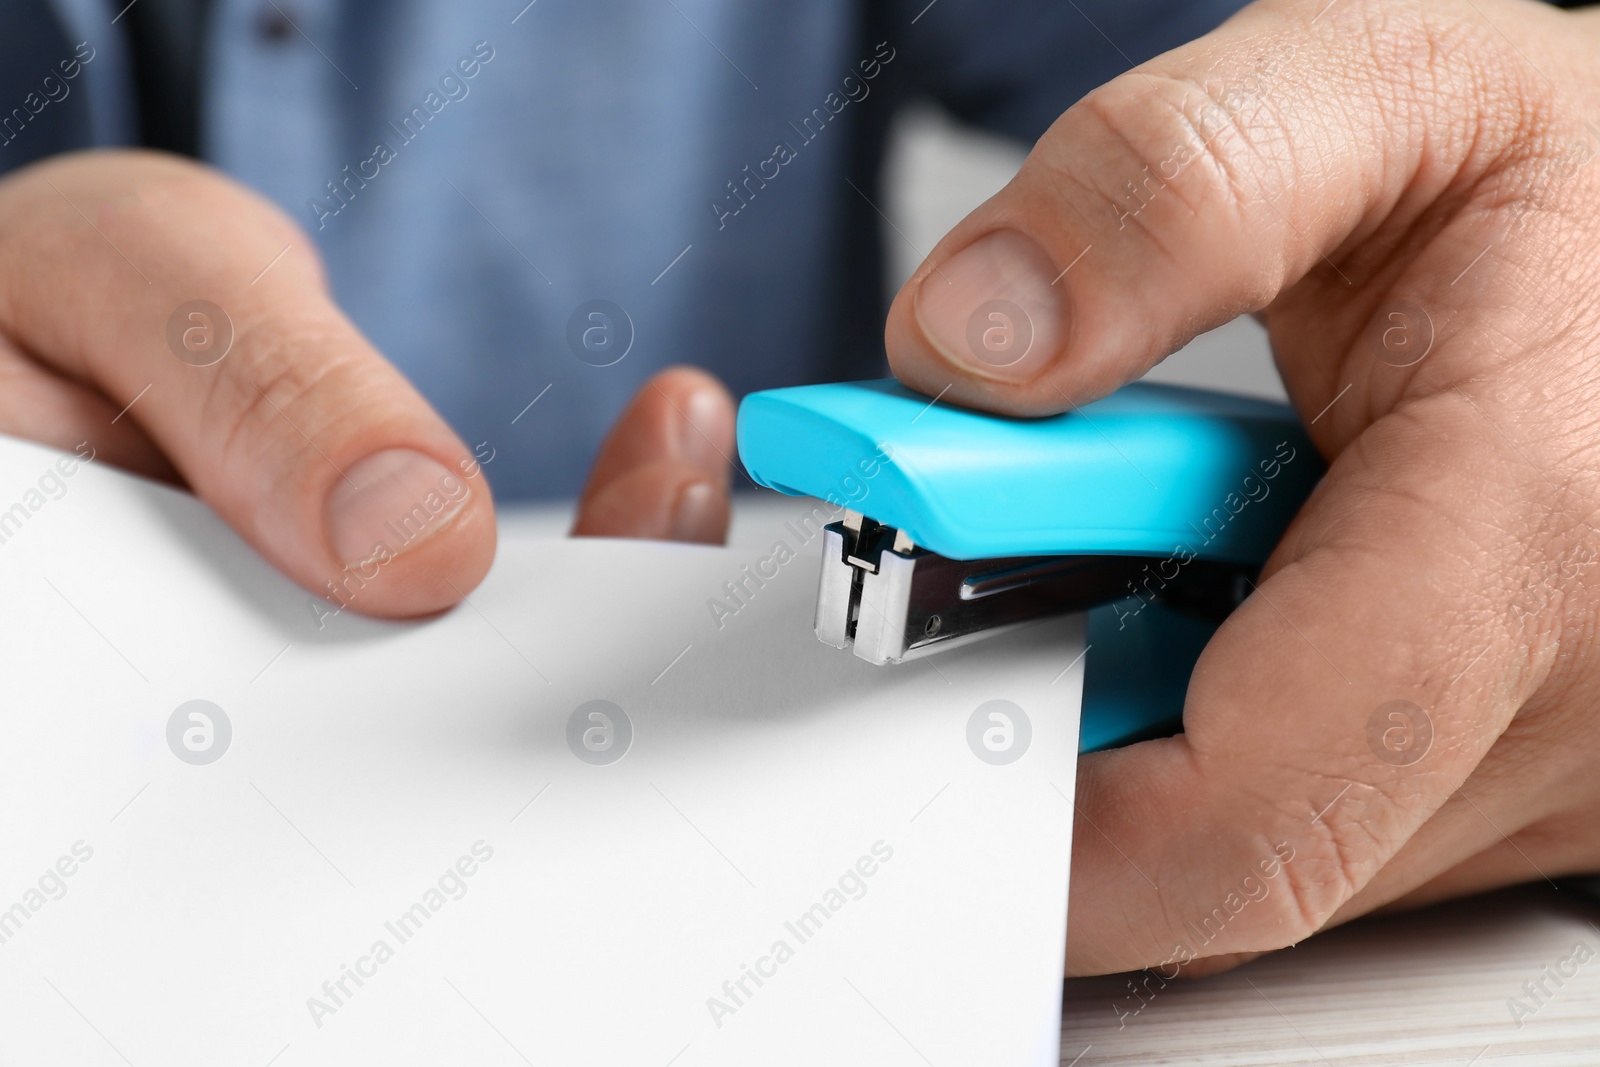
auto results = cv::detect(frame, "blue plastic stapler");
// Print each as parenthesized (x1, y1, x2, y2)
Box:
(736, 379, 1322, 752)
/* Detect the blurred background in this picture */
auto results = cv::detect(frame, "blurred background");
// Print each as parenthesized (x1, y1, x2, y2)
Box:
(509, 103, 1286, 537)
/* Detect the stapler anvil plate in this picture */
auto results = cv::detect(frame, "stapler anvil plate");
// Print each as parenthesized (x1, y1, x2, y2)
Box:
(736, 379, 1323, 751)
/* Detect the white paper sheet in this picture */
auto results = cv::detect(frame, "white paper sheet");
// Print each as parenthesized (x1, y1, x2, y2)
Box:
(0, 435, 1083, 1066)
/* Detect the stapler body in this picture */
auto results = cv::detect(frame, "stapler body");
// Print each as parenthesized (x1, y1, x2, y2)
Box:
(736, 378, 1322, 750)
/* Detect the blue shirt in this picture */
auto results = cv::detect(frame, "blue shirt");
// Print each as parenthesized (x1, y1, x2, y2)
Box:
(14, 0, 1245, 498)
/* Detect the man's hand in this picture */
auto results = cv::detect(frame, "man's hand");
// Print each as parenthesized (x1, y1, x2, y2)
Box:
(0, 151, 733, 616)
(886, 0, 1600, 975)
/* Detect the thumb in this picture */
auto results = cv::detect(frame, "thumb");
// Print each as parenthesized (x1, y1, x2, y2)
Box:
(883, 0, 1569, 416)
(0, 151, 495, 617)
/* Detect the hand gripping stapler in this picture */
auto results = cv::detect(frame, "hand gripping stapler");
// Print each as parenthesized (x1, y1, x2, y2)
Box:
(735, 379, 1322, 751)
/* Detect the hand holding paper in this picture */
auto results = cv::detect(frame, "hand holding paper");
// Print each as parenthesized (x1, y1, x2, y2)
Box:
(0, 151, 735, 617)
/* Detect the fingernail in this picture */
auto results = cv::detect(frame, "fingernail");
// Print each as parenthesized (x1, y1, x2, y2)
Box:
(912, 229, 1066, 382)
(674, 386, 727, 474)
(326, 448, 470, 566)
(669, 479, 722, 544)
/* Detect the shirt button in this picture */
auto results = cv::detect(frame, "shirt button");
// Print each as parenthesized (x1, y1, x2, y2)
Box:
(255, 6, 297, 43)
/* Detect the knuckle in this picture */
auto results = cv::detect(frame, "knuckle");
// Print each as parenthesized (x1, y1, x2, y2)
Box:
(1270, 807, 1379, 943)
(1190, 769, 1406, 954)
(1350, 1, 1571, 179)
(1046, 0, 1579, 249)
(205, 318, 364, 489)
(1187, 808, 1372, 954)
(1109, 71, 1268, 202)
(1050, 65, 1292, 280)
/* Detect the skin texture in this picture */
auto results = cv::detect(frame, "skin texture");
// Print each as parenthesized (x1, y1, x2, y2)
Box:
(0, 151, 736, 617)
(883, 0, 1600, 975)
